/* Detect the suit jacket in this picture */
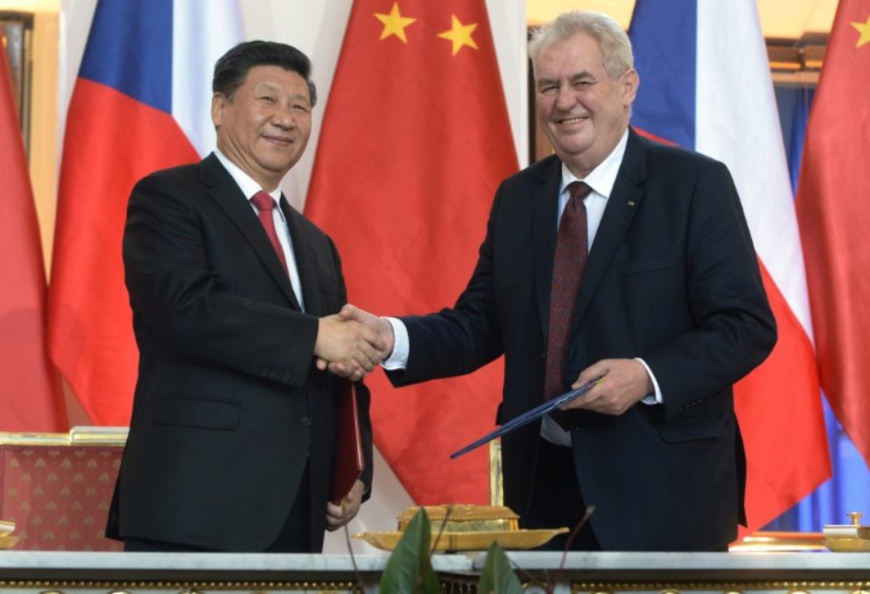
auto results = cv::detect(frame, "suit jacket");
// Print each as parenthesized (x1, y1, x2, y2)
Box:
(389, 129, 776, 551)
(106, 154, 373, 552)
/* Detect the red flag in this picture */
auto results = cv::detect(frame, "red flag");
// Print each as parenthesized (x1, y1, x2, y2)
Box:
(0, 50, 65, 431)
(306, 0, 518, 504)
(796, 0, 870, 466)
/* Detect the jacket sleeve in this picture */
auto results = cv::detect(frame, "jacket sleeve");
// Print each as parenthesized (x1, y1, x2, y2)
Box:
(641, 160, 777, 419)
(390, 186, 507, 385)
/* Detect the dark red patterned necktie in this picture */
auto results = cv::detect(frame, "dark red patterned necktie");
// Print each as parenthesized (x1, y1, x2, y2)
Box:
(251, 191, 289, 275)
(544, 181, 591, 405)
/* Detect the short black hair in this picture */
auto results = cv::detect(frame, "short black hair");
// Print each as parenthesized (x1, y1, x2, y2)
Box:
(212, 40, 317, 106)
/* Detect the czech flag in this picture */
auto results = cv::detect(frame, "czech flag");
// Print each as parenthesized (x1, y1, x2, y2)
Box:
(628, 0, 831, 532)
(48, 0, 243, 425)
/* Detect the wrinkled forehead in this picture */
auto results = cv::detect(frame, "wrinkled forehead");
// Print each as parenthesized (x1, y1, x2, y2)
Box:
(533, 33, 606, 77)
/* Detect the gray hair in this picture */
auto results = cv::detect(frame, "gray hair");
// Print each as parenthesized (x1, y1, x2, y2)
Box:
(528, 11, 634, 80)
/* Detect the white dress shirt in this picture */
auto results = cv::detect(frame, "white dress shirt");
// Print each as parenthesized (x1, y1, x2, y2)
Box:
(214, 149, 305, 311)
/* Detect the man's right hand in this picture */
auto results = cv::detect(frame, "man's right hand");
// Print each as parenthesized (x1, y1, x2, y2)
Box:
(338, 304, 395, 355)
(314, 314, 389, 381)
(315, 304, 396, 380)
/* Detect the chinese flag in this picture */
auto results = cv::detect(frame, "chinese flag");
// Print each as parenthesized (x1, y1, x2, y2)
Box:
(306, 0, 518, 504)
(0, 50, 65, 431)
(796, 0, 870, 466)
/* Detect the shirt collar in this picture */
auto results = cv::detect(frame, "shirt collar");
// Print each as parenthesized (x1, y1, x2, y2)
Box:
(559, 128, 629, 198)
(214, 148, 282, 204)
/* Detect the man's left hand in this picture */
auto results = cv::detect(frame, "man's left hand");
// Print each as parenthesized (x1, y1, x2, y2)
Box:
(326, 479, 365, 531)
(562, 358, 653, 415)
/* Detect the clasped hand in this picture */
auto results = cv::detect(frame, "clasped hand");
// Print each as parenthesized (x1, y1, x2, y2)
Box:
(314, 305, 395, 381)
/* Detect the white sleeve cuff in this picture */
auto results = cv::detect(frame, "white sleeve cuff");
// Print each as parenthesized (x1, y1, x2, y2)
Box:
(382, 317, 410, 370)
(634, 357, 663, 405)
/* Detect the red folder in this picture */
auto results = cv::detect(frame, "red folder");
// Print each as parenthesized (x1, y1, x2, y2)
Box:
(330, 381, 365, 504)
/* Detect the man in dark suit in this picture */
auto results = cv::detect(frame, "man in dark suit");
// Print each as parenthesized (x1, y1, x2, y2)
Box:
(338, 11, 776, 551)
(106, 41, 386, 553)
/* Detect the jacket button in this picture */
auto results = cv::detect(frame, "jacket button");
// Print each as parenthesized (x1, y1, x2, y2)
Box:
(300, 417, 311, 427)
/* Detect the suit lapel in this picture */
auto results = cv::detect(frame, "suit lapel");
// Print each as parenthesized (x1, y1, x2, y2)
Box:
(570, 129, 648, 332)
(200, 154, 302, 310)
(281, 199, 323, 316)
(533, 157, 564, 340)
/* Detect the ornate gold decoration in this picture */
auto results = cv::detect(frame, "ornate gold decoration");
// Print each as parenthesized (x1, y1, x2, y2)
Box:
(0, 580, 362, 593)
(824, 510, 870, 551)
(567, 581, 870, 591)
(489, 438, 503, 507)
(0, 428, 129, 447)
(397, 504, 519, 532)
(356, 527, 566, 551)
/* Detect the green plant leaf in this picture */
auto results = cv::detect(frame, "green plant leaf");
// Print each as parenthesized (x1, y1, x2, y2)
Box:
(478, 541, 524, 594)
(379, 509, 440, 594)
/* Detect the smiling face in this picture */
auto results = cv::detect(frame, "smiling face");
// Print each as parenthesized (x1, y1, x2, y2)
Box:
(211, 65, 312, 191)
(534, 32, 638, 178)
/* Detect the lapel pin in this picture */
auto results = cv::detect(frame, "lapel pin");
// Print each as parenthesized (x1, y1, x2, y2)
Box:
(627, 200, 636, 207)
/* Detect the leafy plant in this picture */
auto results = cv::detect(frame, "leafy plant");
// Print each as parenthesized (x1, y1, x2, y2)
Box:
(377, 508, 527, 594)
(379, 508, 440, 594)
(478, 540, 524, 594)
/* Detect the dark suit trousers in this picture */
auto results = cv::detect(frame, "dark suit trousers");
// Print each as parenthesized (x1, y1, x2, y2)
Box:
(523, 438, 601, 551)
(124, 461, 313, 553)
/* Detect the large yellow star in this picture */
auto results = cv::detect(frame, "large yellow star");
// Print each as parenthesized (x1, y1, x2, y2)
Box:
(437, 15, 479, 56)
(375, 2, 416, 43)
(851, 14, 870, 48)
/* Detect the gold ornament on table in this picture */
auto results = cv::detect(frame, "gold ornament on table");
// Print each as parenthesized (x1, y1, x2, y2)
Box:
(0, 519, 19, 550)
(355, 504, 567, 552)
(823, 511, 870, 552)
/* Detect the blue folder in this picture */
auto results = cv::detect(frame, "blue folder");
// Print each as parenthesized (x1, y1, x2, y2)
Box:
(450, 377, 603, 459)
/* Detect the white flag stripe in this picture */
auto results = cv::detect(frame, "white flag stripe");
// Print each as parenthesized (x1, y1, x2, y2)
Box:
(695, 0, 814, 341)
(172, 0, 245, 158)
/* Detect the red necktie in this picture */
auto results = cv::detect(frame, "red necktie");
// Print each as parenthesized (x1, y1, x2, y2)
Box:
(251, 191, 289, 275)
(544, 182, 591, 405)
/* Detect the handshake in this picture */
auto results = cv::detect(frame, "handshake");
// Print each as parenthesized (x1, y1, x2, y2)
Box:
(314, 304, 395, 381)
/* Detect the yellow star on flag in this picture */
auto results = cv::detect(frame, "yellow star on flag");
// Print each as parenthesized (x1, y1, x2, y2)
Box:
(851, 14, 870, 48)
(438, 15, 479, 56)
(375, 2, 416, 43)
